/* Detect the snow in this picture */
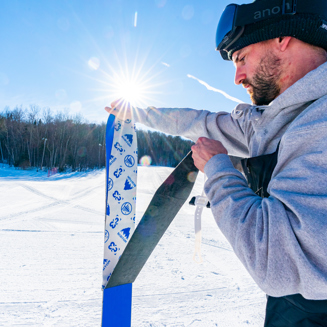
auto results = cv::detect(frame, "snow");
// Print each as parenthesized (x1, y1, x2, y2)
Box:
(0, 164, 266, 326)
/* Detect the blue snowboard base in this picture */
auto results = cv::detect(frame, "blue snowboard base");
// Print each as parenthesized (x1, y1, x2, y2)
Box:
(102, 283, 132, 326)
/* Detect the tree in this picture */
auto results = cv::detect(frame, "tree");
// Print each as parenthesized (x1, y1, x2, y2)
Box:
(0, 106, 193, 170)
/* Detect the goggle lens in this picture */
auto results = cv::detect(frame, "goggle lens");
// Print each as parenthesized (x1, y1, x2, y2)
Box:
(215, 4, 237, 50)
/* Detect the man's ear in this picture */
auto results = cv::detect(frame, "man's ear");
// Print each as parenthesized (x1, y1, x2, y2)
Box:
(278, 36, 292, 52)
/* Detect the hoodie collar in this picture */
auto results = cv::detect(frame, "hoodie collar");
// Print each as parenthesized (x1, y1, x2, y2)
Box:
(268, 61, 327, 111)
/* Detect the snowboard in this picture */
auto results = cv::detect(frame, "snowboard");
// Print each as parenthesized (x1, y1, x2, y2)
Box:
(102, 114, 137, 327)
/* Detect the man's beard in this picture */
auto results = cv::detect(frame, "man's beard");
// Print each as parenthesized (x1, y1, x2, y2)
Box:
(243, 52, 282, 106)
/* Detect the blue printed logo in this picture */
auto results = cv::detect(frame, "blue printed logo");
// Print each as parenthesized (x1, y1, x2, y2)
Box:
(106, 204, 110, 215)
(112, 190, 122, 201)
(103, 259, 110, 271)
(121, 202, 132, 215)
(108, 178, 113, 191)
(118, 227, 131, 243)
(114, 121, 121, 131)
(109, 216, 120, 229)
(125, 119, 131, 124)
(124, 155, 135, 168)
(109, 155, 117, 166)
(122, 134, 133, 147)
(114, 142, 123, 153)
(114, 167, 123, 178)
(108, 242, 119, 253)
(105, 230, 110, 243)
(124, 176, 136, 190)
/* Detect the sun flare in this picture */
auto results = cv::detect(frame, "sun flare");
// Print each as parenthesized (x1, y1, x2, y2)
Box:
(81, 48, 167, 114)
(113, 75, 147, 107)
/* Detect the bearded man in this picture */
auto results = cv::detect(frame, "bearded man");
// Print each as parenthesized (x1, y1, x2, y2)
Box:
(106, 0, 327, 325)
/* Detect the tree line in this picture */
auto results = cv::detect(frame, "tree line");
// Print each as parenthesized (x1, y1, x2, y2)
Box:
(0, 106, 193, 171)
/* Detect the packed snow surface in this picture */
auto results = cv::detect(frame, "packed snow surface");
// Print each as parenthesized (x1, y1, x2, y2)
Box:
(0, 164, 266, 326)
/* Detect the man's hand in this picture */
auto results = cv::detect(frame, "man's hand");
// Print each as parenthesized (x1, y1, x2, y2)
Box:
(105, 98, 134, 120)
(191, 137, 227, 172)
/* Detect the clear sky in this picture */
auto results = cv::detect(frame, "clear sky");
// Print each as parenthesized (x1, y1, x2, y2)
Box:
(0, 0, 249, 124)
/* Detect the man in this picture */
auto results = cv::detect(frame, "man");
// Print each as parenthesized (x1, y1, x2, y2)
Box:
(106, 0, 327, 325)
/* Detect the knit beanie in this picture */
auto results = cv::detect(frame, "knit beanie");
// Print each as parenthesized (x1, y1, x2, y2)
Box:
(222, 0, 327, 60)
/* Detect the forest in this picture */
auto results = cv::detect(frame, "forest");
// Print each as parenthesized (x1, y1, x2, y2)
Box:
(0, 106, 194, 171)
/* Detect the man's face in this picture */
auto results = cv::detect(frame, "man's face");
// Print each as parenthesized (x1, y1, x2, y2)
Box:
(232, 42, 282, 106)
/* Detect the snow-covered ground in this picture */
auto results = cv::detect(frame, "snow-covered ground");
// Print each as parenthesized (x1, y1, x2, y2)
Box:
(0, 164, 266, 326)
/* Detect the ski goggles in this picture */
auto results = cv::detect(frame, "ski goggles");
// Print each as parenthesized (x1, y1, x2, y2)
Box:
(215, 0, 327, 60)
(215, 4, 244, 56)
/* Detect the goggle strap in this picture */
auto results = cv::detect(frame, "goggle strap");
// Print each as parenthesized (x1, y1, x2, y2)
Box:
(235, 0, 327, 28)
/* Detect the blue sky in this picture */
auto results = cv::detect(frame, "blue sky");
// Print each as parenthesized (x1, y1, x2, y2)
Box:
(0, 0, 249, 124)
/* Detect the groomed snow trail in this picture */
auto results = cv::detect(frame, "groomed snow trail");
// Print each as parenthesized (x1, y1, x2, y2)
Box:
(0, 165, 265, 326)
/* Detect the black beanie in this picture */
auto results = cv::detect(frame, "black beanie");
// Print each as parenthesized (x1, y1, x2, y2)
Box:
(224, 8, 327, 60)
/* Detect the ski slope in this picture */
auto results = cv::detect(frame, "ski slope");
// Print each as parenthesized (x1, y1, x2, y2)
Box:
(0, 164, 266, 326)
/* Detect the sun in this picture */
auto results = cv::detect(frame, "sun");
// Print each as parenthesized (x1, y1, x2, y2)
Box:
(80, 47, 167, 114)
(113, 74, 148, 107)
(90, 49, 164, 110)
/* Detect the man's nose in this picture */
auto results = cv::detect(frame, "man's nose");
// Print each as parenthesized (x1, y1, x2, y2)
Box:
(234, 66, 246, 85)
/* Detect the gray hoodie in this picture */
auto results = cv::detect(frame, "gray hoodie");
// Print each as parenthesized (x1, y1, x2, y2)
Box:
(134, 61, 327, 299)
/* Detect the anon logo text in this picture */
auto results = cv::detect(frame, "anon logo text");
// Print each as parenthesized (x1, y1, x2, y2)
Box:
(254, 2, 291, 20)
